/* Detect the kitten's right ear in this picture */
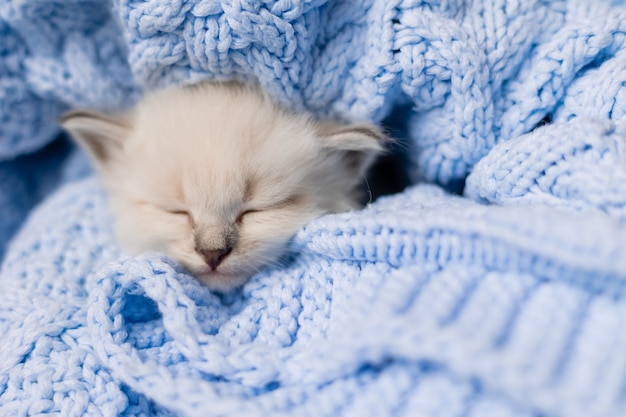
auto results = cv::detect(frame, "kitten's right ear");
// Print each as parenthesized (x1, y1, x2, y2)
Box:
(61, 110, 130, 165)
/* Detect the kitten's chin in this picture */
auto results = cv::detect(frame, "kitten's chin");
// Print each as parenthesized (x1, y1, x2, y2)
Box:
(194, 270, 252, 292)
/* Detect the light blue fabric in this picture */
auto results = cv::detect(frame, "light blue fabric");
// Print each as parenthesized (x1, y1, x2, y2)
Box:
(2, 1, 626, 416)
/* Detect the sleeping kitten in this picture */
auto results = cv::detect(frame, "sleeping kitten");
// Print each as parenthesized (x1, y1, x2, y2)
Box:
(61, 82, 387, 291)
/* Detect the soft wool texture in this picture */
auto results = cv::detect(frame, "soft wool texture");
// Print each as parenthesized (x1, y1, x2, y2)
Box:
(2, 1, 626, 416)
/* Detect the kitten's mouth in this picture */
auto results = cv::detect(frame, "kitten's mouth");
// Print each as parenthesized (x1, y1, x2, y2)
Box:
(183, 242, 288, 291)
(197, 266, 230, 276)
(183, 257, 253, 291)
(195, 263, 239, 276)
(194, 269, 251, 292)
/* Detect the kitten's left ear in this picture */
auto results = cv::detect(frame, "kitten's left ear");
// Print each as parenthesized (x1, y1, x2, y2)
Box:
(319, 123, 389, 175)
(61, 110, 131, 166)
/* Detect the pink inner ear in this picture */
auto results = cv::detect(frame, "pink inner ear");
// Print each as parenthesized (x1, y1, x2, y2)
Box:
(61, 109, 130, 164)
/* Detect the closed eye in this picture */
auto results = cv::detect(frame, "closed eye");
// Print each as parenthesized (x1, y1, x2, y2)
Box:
(236, 209, 259, 224)
(166, 208, 194, 225)
(237, 195, 301, 223)
(135, 199, 191, 220)
(168, 209, 190, 216)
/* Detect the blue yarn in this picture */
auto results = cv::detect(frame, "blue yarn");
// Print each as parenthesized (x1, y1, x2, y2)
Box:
(0, 138, 89, 261)
(0, 1, 137, 159)
(2, 0, 626, 416)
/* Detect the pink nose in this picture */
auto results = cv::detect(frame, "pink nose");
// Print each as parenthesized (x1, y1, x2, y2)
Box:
(198, 247, 232, 270)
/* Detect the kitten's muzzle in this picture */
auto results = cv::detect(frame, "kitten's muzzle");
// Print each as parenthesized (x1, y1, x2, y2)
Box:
(198, 247, 232, 270)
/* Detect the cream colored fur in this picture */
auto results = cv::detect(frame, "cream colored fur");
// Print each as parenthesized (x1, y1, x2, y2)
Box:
(62, 82, 387, 291)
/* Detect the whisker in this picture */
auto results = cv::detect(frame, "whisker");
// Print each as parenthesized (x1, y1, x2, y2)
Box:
(362, 174, 373, 205)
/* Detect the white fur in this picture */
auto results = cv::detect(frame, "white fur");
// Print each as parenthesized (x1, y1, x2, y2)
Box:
(62, 82, 386, 291)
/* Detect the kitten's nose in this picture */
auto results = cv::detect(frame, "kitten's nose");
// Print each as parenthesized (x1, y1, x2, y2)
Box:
(199, 247, 232, 270)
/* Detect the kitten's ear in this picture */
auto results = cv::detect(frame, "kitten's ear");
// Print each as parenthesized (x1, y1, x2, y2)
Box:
(61, 110, 130, 166)
(319, 123, 389, 175)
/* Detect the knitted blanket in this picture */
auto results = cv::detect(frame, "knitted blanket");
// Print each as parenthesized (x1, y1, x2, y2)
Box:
(2, 1, 626, 416)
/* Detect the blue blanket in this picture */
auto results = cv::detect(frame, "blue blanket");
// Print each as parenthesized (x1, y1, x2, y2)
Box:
(2, 1, 626, 416)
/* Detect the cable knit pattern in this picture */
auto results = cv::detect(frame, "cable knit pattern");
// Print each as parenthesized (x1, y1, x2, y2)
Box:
(2, 0, 626, 416)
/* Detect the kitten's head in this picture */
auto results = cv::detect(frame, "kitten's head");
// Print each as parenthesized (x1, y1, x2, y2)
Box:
(62, 82, 387, 291)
